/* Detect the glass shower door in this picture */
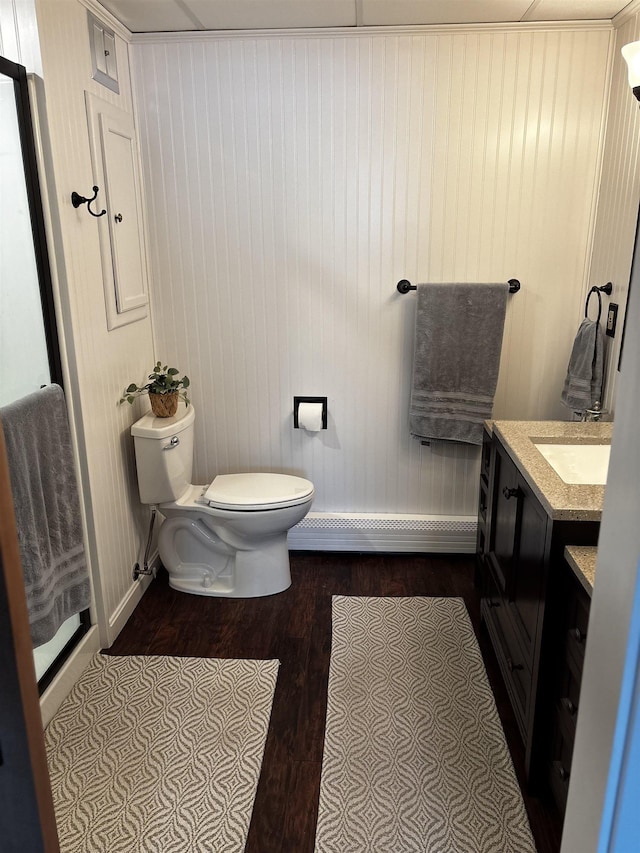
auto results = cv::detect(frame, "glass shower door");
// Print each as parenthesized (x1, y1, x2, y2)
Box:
(0, 64, 54, 404)
(0, 55, 87, 687)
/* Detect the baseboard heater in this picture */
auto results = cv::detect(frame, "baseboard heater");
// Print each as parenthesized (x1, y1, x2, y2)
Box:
(288, 513, 477, 553)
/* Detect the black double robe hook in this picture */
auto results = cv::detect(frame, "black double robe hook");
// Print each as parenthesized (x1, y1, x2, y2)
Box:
(71, 185, 106, 218)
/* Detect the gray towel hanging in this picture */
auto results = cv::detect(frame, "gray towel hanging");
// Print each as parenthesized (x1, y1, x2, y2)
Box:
(0, 385, 90, 648)
(409, 282, 508, 446)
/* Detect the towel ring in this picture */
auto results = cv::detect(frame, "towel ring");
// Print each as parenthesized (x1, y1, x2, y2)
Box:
(585, 287, 602, 324)
(584, 283, 612, 325)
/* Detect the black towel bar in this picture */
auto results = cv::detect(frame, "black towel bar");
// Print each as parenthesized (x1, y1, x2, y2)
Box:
(584, 282, 612, 325)
(397, 278, 521, 295)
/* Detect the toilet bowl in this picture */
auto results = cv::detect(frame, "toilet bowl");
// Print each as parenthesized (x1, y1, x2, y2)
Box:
(131, 405, 314, 597)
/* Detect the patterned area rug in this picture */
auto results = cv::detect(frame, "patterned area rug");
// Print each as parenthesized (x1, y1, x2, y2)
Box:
(315, 597, 536, 853)
(45, 654, 279, 852)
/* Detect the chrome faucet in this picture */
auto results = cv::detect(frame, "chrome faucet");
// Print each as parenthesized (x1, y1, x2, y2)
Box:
(583, 401, 603, 422)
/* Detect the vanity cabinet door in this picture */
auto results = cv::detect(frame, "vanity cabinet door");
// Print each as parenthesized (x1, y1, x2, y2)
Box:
(475, 426, 493, 580)
(482, 437, 550, 779)
(489, 448, 521, 594)
(508, 482, 548, 670)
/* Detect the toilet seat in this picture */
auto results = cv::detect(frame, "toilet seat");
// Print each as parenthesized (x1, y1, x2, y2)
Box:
(203, 473, 314, 511)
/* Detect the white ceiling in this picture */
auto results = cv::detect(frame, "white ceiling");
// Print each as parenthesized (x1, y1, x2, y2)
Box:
(97, 0, 636, 33)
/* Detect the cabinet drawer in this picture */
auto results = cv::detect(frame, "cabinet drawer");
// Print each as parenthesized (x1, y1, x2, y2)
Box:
(555, 661, 582, 739)
(565, 585, 590, 672)
(482, 569, 531, 737)
(547, 717, 574, 813)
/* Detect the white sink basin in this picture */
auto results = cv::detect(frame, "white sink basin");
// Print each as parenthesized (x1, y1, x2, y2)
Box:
(534, 442, 611, 485)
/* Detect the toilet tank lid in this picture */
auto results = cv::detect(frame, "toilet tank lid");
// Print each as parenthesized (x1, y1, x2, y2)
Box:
(204, 473, 314, 509)
(130, 403, 195, 439)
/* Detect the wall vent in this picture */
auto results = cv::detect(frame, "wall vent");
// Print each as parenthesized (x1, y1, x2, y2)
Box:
(88, 12, 119, 94)
(288, 513, 477, 554)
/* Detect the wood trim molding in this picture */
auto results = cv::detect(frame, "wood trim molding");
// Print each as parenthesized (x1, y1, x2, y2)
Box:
(130, 19, 612, 45)
(613, 0, 640, 28)
(0, 425, 59, 851)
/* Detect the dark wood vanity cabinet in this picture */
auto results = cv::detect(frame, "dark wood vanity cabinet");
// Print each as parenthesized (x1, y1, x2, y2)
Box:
(545, 563, 591, 813)
(479, 433, 548, 768)
(477, 430, 598, 789)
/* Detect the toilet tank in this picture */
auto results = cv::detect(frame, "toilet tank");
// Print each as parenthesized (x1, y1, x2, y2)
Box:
(131, 404, 195, 504)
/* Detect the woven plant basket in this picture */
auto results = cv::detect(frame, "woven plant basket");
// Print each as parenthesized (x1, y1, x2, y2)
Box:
(150, 392, 178, 418)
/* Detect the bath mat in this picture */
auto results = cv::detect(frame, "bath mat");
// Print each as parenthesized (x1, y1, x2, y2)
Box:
(45, 654, 279, 852)
(315, 597, 535, 852)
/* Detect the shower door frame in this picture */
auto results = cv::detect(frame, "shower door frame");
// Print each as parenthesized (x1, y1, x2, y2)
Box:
(0, 55, 91, 693)
(1, 54, 62, 387)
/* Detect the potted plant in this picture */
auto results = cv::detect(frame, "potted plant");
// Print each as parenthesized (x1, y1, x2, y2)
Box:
(120, 361, 190, 418)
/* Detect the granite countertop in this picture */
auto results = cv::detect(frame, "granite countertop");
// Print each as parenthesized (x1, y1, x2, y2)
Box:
(564, 545, 597, 597)
(491, 420, 613, 521)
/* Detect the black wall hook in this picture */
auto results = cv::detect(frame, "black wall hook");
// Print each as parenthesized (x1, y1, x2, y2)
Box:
(71, 185, 106, 218)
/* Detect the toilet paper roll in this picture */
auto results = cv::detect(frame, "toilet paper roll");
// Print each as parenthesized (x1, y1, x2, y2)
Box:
(298, 401, 324, 432)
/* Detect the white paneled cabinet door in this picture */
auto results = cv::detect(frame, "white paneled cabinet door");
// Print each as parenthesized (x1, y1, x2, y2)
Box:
(100, 113, 147, 313)
(85, 92, 149, 329)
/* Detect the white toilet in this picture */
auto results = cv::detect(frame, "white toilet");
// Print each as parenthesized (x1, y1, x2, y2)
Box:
(131, 404, 314, 597)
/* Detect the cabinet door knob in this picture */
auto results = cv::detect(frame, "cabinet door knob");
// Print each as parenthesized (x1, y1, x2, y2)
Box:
(502, 486, 520, 500)
(573, 627, 585, 643)
(506, 657, 523, 673)
(487, 599, 500, 608)
(558, 765, 570, 782)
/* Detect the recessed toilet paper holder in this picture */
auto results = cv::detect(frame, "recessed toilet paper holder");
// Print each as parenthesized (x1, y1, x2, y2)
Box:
(293, 396, 328, 429)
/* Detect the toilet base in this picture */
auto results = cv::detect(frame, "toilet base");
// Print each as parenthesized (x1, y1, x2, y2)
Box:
(159, 518, 292, 597)
(167, 570, 291, 598)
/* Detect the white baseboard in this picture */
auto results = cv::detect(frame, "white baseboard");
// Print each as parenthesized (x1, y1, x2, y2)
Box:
(40, 625, 100, 727)
(288, 512, 477, 553)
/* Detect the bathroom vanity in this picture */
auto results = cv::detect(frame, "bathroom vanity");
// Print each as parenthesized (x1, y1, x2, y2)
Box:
(476, 420, 611, 811)
(546, 545, 595, 813)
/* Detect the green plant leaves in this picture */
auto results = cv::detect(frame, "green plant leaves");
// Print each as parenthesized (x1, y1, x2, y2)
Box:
(118, 361, 191, 406)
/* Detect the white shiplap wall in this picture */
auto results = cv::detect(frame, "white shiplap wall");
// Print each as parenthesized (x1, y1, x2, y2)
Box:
(133, 25, 612, 518)
(33, 0, 156, 645)
(586, 9, 640, 414)
(0, 0, 42, 71)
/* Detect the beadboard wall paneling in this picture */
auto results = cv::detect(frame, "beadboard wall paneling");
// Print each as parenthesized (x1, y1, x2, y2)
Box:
(34, 0, 155, 645)
(0, 0, 20, 60)
(587, 12, 640, 415)
(0, 0, 41, 71)
(133, 28, 611, 516)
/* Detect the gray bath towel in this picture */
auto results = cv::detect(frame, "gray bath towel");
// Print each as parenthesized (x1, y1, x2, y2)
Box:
(561, 318, 604, 412)
(0, 385, 90, 648)
(409, 282, 508, 446)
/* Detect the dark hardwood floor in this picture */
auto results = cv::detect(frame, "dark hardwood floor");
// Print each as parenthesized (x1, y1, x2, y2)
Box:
(107, 552, 563, 853)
